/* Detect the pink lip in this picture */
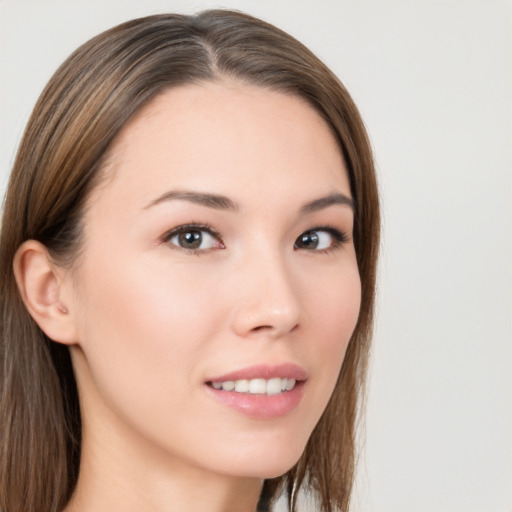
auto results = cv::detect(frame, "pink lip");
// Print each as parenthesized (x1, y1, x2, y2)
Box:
(207, 363, 308, 383)
(205, 363, 307, 420)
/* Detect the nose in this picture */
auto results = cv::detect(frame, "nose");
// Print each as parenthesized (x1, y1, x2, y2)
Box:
(229, 249, 301, 339)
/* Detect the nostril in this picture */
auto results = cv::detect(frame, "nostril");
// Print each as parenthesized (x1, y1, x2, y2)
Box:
(249, 323, 299, 335)
(251, 325, 273, 332)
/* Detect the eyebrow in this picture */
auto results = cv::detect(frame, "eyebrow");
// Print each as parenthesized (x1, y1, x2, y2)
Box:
(145, 189, 354, 213)
(300, 193, 355, 214)
(144, 190, 238, 211)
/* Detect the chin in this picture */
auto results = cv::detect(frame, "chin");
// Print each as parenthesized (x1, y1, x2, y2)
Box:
(209, 432, 309, 480)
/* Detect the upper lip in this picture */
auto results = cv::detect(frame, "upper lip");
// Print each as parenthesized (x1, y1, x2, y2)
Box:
(207, 363, 308, 383)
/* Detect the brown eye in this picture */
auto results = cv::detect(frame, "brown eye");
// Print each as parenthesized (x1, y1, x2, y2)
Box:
(166, 226, 222, 251)
(295, 231, 320, 250)
(294, 228, 346, 251)
(176, 230, 203, 249)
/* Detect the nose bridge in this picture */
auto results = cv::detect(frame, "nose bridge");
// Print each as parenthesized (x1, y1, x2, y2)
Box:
(230, 241, 301, 338)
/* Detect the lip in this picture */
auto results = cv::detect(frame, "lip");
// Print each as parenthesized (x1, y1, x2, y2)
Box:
(206, 363, 308, 383)
(205, 363, 307, 420)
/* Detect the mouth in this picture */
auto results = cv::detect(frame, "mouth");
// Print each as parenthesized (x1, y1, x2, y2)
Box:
(207, 377, 297, 395)
(205, 364, 307, 419)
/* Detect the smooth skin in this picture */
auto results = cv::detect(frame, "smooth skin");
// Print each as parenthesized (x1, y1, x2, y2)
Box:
(15, 81, 361, 512)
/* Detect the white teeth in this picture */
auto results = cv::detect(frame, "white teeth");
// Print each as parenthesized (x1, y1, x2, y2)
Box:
(221, 380, 235, 391)
(249, 378, 266, 394)
(234, 379, 249, 392)
(266, 377, 282, 396)
(211, 377, 297, 395)
(285, 378, 296, 391)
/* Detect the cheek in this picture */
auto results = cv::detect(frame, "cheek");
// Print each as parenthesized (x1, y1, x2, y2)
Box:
(73, 253, 224, 408)
(307, 257, 361, 345)
(80, 249, 221, 339)
(284, 257, 361, 433)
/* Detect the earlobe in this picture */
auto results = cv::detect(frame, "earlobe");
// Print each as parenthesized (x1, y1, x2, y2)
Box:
(13, 240, 78, 345)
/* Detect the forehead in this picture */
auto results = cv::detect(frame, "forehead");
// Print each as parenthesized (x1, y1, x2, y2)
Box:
(94, 81, 350, 209)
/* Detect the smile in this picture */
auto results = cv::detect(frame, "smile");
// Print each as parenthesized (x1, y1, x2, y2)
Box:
(205, 363, 307, 419)
(209, 377, 296, 395)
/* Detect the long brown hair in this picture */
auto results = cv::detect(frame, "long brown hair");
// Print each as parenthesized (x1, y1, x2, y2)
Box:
(0, 10, 379, 512)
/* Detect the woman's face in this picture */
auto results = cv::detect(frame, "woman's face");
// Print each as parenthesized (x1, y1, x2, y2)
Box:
(66, 81, 361, 480)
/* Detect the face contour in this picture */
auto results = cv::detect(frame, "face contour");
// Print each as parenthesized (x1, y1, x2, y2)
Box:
(66, 82, 361, 481)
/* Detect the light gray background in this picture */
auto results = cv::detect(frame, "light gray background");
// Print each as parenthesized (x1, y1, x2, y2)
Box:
(1, 1, 511, 511)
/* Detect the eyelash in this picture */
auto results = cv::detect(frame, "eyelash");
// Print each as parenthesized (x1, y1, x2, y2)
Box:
(161, 223, 349, 255)
(161, 223, 224, 255)
(294, 225, 349, 252)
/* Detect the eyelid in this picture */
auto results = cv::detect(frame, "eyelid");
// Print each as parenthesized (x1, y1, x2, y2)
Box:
(294, 225, 349, 252)
(160, 223, 349, 254)
(161, 223, 224, 252)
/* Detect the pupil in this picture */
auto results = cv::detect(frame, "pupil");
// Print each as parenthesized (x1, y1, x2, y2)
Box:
(300, 231, 318, 249)
(179, 231, 202, 249)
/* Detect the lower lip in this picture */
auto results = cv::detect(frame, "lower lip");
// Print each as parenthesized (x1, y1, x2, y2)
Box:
(205, 382, 305, 420)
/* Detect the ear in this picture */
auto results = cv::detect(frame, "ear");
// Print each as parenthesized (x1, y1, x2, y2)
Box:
(13, 240, 78, 345)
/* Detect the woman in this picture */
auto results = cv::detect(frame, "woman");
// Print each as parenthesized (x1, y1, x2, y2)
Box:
(0, 10, 379, 512)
